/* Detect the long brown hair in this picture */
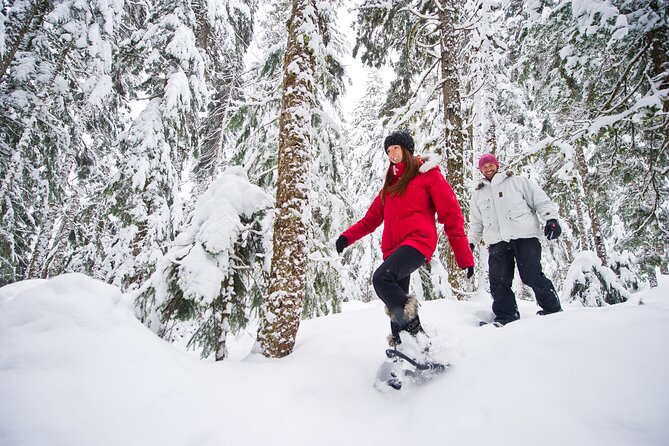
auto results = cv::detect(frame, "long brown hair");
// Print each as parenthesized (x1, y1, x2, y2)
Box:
(381, 147, 419, 204)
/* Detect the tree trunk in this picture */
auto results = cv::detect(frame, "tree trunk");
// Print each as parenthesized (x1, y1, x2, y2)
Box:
(257, 0, 315, 358)
(438, 1, 467, 297)
(647, 13, 668, 274)
(486, 121, 497, 153)
(24, 209, 55, 279)
(574, 144, 608, 264)
(215, 293, 231, 361)
(573, 191, 590, 252)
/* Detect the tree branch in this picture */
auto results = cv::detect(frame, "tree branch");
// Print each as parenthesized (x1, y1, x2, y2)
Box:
(600, 40, 650, 111)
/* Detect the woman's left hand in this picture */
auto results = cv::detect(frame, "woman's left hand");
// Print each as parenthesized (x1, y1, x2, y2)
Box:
(335, 235, 348, 254)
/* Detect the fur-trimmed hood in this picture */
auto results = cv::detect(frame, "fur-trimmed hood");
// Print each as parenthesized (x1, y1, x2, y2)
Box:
(418, 153, 441, 173)
(476, 170, 514, 190)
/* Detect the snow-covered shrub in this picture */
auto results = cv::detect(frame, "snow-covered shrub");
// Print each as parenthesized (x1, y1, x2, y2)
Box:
(135, 167, 271, 360)
(608, 250, 641, 293)
(562, 251, 631, 307)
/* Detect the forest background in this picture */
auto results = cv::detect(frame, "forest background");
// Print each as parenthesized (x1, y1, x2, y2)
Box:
(1, 0, 667, 359)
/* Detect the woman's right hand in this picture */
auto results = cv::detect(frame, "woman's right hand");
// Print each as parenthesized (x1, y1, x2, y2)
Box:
(335, 235, 348, 254)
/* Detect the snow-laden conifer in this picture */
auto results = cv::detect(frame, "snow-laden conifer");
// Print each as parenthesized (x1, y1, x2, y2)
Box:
(0, 0, 123, 283)
(339, 70, 387, 302)
(258, 0, 350, 357)
(191, 0, 257, 191)
(562, 250, 631, 306)
(135, 167, 270, 360)
(101, 1, 208, 291)
(514, 0, 669, 285)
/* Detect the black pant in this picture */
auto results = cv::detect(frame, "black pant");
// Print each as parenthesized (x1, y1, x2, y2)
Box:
(372, 246, 426, 317)
(488, 238, 561, 322)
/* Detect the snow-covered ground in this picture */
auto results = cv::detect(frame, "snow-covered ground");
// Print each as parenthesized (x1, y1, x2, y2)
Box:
(1, 273, 668, 446)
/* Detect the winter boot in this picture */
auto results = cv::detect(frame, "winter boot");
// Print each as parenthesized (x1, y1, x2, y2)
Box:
(537, 308, 563, 316)
(388, 320, 401, 347)
(385, 295, 431, 362)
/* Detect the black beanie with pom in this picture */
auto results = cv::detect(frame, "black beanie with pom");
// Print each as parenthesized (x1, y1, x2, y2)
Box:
(383, 131, 415, 154)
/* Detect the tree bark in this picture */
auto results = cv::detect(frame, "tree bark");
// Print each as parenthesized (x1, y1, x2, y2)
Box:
(438, 1, 467, 297)
(257, 0, 315, 358)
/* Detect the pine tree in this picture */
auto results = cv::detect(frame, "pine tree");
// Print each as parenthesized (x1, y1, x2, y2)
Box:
(302, 0, 347, 318)
(191, 0, 257, 191)
(339, 70, 388, 302)
(228, 1, 347, 321)
(226, 2, 288, 190)
(563, 250, 630, 306)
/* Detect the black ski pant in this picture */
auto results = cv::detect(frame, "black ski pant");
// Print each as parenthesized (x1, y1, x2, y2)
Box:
(488, 238, 562, 322)
(372, 245, 426, 320)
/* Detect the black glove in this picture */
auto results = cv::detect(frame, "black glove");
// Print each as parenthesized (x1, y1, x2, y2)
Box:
(469, 243, 475, 252)
(465, 266, 474, 279)
(544, 219, 562, 240)
(335, 235, 348, 254)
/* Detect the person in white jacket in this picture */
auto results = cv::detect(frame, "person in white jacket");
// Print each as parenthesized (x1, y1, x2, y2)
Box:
(469, 153, 562, 325)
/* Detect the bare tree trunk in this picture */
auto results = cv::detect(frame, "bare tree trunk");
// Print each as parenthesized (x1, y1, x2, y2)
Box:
(257, 0, 315, 358)
(438, 1, 467, 297)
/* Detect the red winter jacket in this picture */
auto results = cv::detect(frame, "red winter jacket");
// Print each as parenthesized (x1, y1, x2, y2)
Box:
(342, 154, 474, 268)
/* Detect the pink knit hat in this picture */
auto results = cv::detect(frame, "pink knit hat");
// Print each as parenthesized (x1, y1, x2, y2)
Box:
(478, 153, 499, 169)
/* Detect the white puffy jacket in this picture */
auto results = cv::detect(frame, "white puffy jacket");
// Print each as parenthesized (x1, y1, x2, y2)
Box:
(468, 171, 559, 246)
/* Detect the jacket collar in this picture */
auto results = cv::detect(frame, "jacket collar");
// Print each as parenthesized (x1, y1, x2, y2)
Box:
(391, 153, 441, 179)
(419, 153, 441, 173)
(391, 161, 406, 178)
(476, 170, 514, 190)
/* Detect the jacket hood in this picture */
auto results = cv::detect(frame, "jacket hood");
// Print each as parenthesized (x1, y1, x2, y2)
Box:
(476, 170, 514, 190)
(418, 153, 441, 173)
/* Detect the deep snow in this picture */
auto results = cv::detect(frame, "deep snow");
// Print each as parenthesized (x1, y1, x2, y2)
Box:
(1, 273, 668, 446)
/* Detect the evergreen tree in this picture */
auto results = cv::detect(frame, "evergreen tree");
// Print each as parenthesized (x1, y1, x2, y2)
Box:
(302, 0, 347, 318)
(229, 1, 348, 319)
(0, 0, 123, 283)
(226, 2, 288, 190)
(191, 0, 257, 191)
(135, 167, 269, 360)
(101, 1, 208, 291)
(562, 250, 631, 306)
(515, 0, 669, 285)
(339, 70, 387, 302)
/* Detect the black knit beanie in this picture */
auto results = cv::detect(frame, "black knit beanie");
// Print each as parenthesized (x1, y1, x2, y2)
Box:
(383, 131, 415, 154)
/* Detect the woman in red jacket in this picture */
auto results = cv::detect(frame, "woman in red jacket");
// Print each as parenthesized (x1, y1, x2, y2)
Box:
(336, 131, 474, 348)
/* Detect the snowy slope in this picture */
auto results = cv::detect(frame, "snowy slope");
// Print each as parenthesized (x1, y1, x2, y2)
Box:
(1, 273, 668, 446)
